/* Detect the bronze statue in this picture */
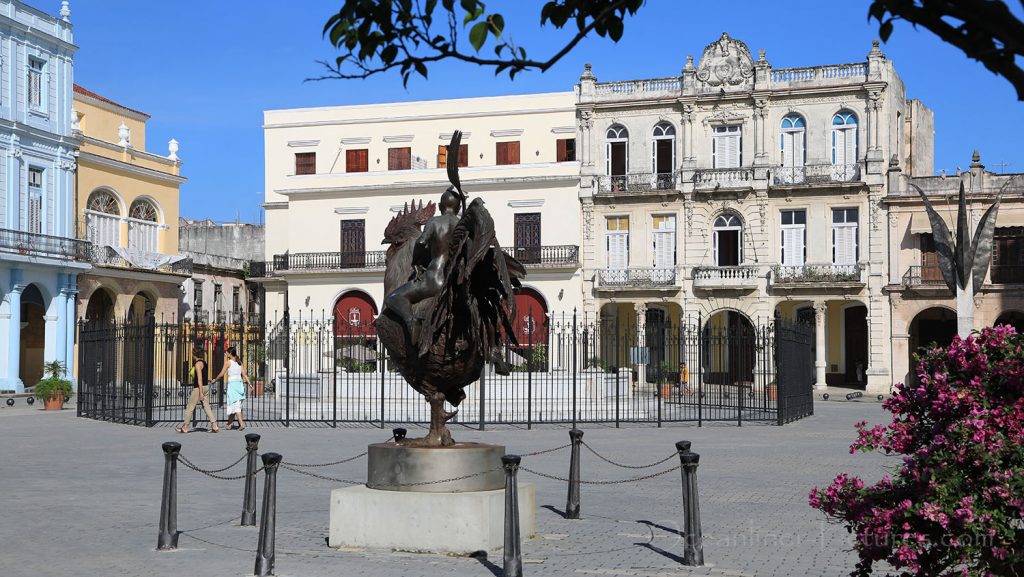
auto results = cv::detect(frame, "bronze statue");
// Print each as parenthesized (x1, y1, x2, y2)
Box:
(378, 131, 525, 446)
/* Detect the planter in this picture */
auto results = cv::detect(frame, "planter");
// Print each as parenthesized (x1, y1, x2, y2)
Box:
(42, 393, 64, 411)
(254, 380, 265, 397)
(767, 384, 778, 401)
(659, 383, 673, 399)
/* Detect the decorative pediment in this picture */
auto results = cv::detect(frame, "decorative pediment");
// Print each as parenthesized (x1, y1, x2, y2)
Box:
(702, 107, 746, 125)
(695, 32, 754, 90)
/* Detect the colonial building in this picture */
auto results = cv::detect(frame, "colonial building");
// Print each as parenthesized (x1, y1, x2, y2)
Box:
(178, 217, 265, 324)
(576, 33, 934, 393)
(885, 153, 1024, 386)
(0, 1, 84, 392)
(72, 84, 190, 324)
(256, 92, 583, 346)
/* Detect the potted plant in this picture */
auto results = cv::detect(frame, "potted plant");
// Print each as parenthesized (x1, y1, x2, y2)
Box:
(34, 360, 73, 410)
(251, 343, 267, 396)
(658, 360, 677, 398)
(767, 379, 778, 401)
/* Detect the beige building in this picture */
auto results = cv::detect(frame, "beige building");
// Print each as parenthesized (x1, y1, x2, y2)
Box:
(576, 34, 933, 393)
(257, 92, 583, 345)
(73, 84, 189, 323)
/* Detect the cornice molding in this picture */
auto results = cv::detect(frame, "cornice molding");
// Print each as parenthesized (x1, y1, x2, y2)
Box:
(276, 173, 579, 197)
(551, 126, 577, 134)
(265, 106, 574, 130)
(507, 199, 545, 208)
(78, 151, 186, 185)
(334, 207, 370, 214)
(287, 140, 320, 148)
(383, 135, 415, 143)
(490, 129, 524, 138)
(340, 137, 372, 145)
(73, 93, 149, 122)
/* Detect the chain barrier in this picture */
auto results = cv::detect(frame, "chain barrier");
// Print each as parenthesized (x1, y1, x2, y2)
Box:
(519, 464, 679, 485)
(581, 441, 678, 470)
(281, 451, 367, 469)
(279, 464, 362, 485)
(520, 443, 572, 457)
(279, 463, 502, 488)
(180, 454, 262, 481)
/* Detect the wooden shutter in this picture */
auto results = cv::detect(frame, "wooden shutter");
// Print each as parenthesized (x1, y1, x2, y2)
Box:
(388, 147, 411, 171)
(606, 217, 628, 269)
(458, 144, 469, 167)
(782, 131, 804, 168)
(556, 138, 576, 162)
(346, 149, 368, 173)
(28, 193, 42, 234)
(497, 141, 520, 165)
(653, 216, 675, 269)
(295, 152, 316, 175)
(833, 224, 857, 265)
(340, 220, 366, 267)
(781, 225, 805, 266)
(514, 213, 542, 264)
(713, 130, 740, 168)
(437, 144, 447, 168)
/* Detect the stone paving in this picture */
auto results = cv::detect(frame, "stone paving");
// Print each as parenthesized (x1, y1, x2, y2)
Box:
(0, 401, 896, 577)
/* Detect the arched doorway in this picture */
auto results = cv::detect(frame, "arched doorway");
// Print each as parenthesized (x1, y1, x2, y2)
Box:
(994, 311, 1024, 333)
(908, 307, 956, 382)
(513, 287, 548, 346)
(85, 288, 115, 322)
(20, 284, 46, 387)
(703, 310, 755, 385)
(843, 304, 868, 388)
(333, 291, 378, 371)
(127, 292, 155, 323)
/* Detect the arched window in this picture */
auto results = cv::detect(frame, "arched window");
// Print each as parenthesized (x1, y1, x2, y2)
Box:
(831, 110, 859, 181)
(605, 125, 629, 183)
(651, 122, 676, 188)
(127, 198, 160, 253)
(779, 114, 806, 183)
(85, 190, 121, 248)
(712, 214, 743, 266)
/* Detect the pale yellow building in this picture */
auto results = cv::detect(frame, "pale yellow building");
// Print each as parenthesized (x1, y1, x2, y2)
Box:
(72, 84, 189, 323)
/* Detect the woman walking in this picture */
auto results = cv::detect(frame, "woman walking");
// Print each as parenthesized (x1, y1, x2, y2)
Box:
(176, 347, 220, 433)
(214, 346, 252, 430)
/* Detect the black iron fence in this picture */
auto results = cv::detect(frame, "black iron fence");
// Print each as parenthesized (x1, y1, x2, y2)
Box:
(77, 313, 814, 427)
(0, 227, 91, 261)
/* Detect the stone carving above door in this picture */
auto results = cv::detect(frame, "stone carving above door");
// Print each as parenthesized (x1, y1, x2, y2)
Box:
(696, 32, 754, 90)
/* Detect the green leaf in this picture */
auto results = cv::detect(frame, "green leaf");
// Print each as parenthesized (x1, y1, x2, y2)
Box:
(381, 44, 398, 64)
(879, 19, 893, 42)
(489, 13, 504, 37)
(426, 0, 438, 15)
(607, 17, 623, 42)
(442, 0, 454, 10)
(414, 60, 428, 78)
(469, 21, 489, 51)
(329, 22, 346, 46)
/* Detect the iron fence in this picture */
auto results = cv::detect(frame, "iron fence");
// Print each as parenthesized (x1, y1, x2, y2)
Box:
(77, 312, 814, 428)
(0, 227, 91, 261)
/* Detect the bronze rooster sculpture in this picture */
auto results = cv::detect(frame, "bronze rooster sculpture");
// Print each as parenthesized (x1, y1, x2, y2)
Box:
(378, 131, 525, 446)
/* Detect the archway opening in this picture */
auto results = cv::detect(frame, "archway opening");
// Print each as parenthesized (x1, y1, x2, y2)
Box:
(994, 311, 1024, 333)
(908, 307, 956, 383)
(509, 287, 549, 372)
(333, 291, 378, 372)
(20, 284, 46, 387)
(128, 292, 155, 323)
(703, 310, 755, 385)
(843, 304, 868, 388)
(85, 288, 115, 322)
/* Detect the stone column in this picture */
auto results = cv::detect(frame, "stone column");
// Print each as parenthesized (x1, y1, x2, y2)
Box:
(55, 272, 68, 370)
(65, 274, 78, 386)
(814, 301, 827, 390)
(7, 269, 25, 392)
(753, 97, 769, 166)
(634, 302, 647, 386)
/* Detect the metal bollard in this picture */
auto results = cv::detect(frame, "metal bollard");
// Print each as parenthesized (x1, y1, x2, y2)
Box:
(157, 441, 181, 550)
(393, 427, 407, 442)
(676, 448, 704, 566)
(502, 454, 523, 577)
(566, 429, 583, 519)
(241, 433, 261, 526)
(254, 452, 282, 577)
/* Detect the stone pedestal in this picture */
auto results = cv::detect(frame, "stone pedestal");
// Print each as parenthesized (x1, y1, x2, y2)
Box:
(329, 441, 535, 555)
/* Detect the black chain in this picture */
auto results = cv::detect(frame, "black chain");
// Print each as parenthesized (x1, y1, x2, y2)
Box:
(520, 443, 572, 457)
(282, 451, 367, 468)
(279, 464, 361, 484)
(179, 454, 262, 481)
(581, 441, 678, 470)
(519, 464, 679, 485)
(280, 463, 502, 488)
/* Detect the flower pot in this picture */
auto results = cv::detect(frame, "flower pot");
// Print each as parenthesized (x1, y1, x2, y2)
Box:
(254, 380, 265, 397)
(659, 383, 673, 399)
(767, 384, 777, 401)
(42, 393, 64, 411)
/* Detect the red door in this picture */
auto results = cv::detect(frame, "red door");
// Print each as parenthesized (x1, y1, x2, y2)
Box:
(513, 288, 548, 346)
(333, 291, 377, 337)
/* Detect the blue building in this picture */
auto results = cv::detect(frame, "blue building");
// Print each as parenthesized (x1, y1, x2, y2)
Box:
(0, 1, 86, 392)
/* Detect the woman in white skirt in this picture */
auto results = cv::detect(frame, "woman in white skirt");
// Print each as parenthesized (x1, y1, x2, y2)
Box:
(214, 347, 252, 430)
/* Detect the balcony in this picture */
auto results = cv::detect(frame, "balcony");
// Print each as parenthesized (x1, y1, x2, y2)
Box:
(692, 167, 754, 191)
(277, 251, 387, 272)
(591, 77, 681, 102)
(91, 245, 192, 274)
(692, 266, 761, 291)
(505, 245, 579, 268)
(597, 267, 678, 290)
(247, 260, 276, 278)
(0, 228, 91, 262)
(772, 163, 862, 186)
(597, 172, 678, 195)
(768, 63, 867, 89)
(903, 266, 947, 290)
(772, 264, 864, 287)
(991, 265, 1024, 284)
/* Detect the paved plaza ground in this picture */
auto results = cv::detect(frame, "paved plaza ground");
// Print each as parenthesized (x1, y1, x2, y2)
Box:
(1, 401, 894, 577)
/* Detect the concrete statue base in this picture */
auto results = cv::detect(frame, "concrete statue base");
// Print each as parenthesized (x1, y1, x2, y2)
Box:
(328, 442, 535, 555)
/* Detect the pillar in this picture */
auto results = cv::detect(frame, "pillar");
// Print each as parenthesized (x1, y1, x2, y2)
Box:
(7, 269, 25, 392)
(814, 301, 827, 390)
(64, 274, 78, 384)
(55, 272, 68, 368)
(634, 302, 647, 386)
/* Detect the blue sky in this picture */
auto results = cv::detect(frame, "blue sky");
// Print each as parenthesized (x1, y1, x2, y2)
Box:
(68, 0, 1023, 223)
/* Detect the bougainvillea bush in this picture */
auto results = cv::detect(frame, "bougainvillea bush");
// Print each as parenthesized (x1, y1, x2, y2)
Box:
(810, 325, 1024, 576)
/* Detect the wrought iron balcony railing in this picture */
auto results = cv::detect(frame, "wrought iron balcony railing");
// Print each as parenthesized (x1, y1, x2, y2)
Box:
(772, 264, 863, 284)
(246, 261, 275, 278)
(903, 265, 947, 288)
(597, 172, 678, 194)
(277, 251, 388, 272)
(991, 264, 1024, 284)
(692, 167, 754, 190)
(91, 245, 192, 274)
(0, 228, 91, 261)
(597, 267, 677, 288)
(505, 245, 579, 267)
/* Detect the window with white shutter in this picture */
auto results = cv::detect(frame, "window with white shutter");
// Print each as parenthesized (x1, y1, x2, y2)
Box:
(832, 208, 859, 271)
(27, 58, 45, 111)
(780, 210, 806, 269)
(713, 125, 741, 168)
(86, 190, 122, 247)
(780, 114, 805, 183)
(713, 214, 742, 266)
(652, 215, 676, 281)
(605, 125, 628, 178)
(831, 111, 858, 181)
(28, 167, 43, 233)
(606, 216, 629, 270)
